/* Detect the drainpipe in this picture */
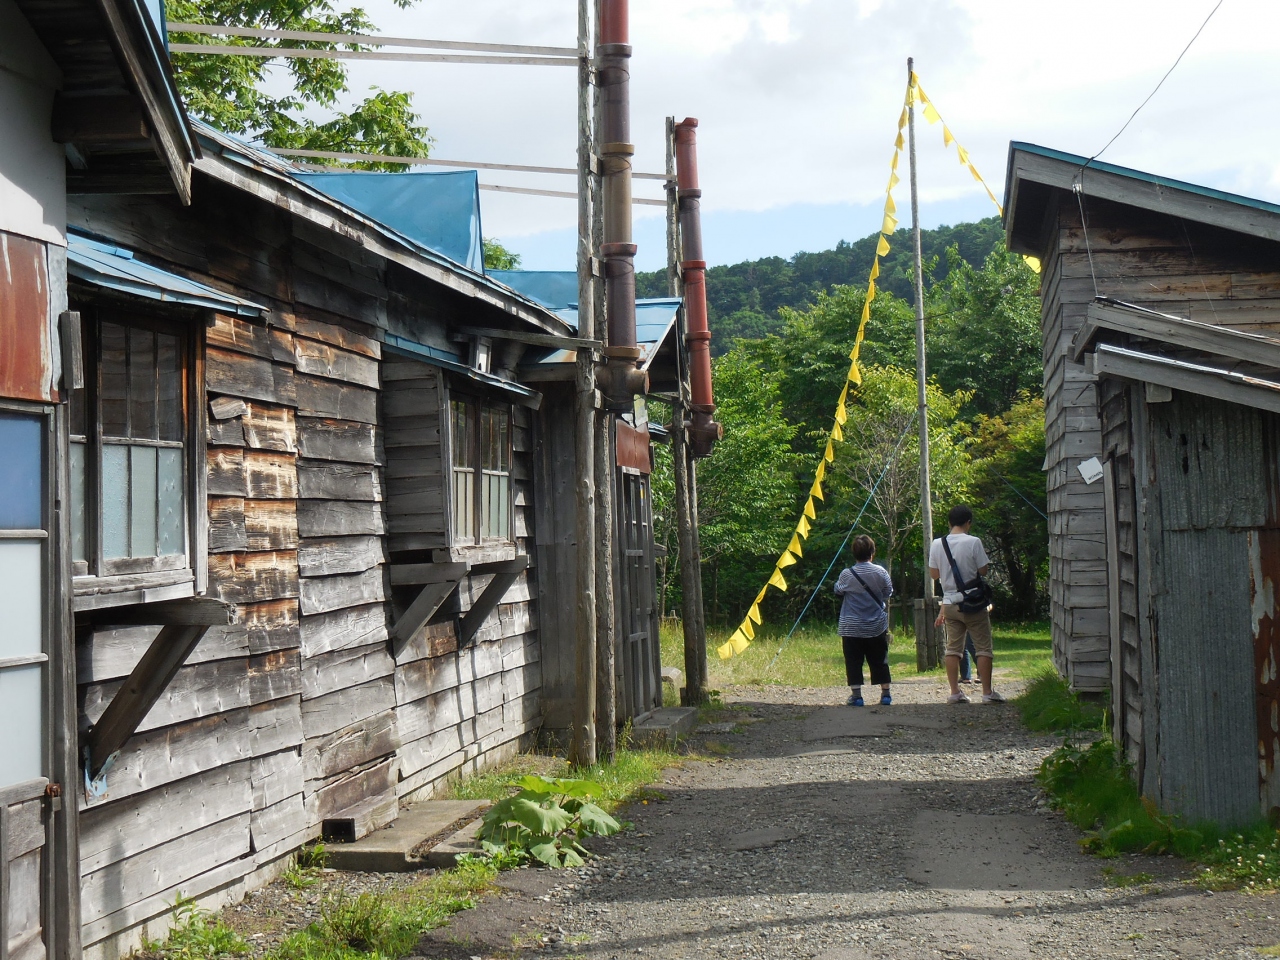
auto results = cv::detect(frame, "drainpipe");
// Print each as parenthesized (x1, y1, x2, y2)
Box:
(597, 0, 648, 405)
(673, 118, 722, 458)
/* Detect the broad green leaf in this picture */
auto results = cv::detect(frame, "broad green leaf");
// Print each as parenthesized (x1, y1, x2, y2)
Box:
(528, 840, 563, 868)
(574, 802, 621, 837)
(506, 798, 573, 836)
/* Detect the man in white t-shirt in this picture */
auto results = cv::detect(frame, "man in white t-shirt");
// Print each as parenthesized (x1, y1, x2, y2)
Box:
(928, 504, 1004, 705)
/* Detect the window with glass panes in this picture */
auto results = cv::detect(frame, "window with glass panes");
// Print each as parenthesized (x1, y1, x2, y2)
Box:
(70, 315, 190, 577)
(450, 396, 511, 543)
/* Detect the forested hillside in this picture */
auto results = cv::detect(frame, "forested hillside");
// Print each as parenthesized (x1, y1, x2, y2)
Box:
(636, 217, 1005, 349)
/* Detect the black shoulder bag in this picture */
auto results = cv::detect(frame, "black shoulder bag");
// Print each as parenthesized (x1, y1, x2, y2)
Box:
(940, 536, 993, 614)
(848, 566, 887, 612)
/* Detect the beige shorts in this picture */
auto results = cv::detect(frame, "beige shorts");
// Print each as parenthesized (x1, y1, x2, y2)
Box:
(941, 605, 993, 659)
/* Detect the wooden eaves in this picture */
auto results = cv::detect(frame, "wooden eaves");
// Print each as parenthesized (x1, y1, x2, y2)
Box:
(1071, 298, 1280, 368)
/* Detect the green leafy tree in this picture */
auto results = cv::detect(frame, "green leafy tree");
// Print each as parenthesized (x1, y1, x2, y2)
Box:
(166, 0, 432, 166)
(482, 239, 522, 271)
(968, 395, 1049, 618)
(926, 240, 1042, 416)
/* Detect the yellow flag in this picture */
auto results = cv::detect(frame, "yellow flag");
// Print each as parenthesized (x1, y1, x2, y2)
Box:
(957, 145, 970, 165)
(755, 586, 768, 604)
(881, 213, 897, 235)
(834, 404, 847, 428)
(717, 639, 734, 660)
(777, 548, 798, 568)
(869, 259, 880, 281)
(890, 151, 900, 172)
(803, 498, 816, 520)
(894, 132, 904, 151)
(887, 170, 900, 190)
(730, 634, 750, 654)
(861, 300, 872, 324)
(885, 194, 896, 215)
(968, 163, 984, 183)
(768, 567, 788, 591)
(741, 617, 755, 640)
(797, 514, 811, 538)
(943, 125, 954, 147)
(748, 602, 762, 625)
(876, 235, 890, 257)
(831, 419, 844, 442)
(923, 102, 941, 125)
(815, 461, 826, 483)
(810, 478, 824, 502)
(838, 383, 849, 407)
(787, 533, 804, 557)
(823, 440, 835, 463)
(848, 359, 861, 383)
(1024, 255, 1041, 273)
(898, 107, 908, 128)
(866, 281, 877, 304)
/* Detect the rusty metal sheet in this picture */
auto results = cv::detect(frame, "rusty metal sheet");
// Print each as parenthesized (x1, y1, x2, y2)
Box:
(0, 231, 52, 402)
(614, 420, 650, 474)
(1251, 529, 1280, 818)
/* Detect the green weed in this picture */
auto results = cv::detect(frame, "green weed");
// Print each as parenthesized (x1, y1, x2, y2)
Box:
(1101, 867, 1155, 888)
(1017, 669, 1105, 733)
(477, 775, 622, 868)
(142, 897, 249, 960)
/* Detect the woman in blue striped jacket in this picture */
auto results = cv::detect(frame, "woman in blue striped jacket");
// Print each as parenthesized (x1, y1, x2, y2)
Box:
(833, 534, 894, 707)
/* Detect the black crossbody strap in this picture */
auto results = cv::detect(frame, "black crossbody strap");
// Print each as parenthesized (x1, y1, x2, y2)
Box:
(849, 566, 886, 609)
(940, 536, 971, 592)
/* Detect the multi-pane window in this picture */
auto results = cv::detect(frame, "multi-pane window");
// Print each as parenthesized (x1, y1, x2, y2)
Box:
(71, 316, 190, 577)
(450, 397, 511, 544)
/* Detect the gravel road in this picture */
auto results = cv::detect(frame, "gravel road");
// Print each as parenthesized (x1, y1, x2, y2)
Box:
(416, 677, 1280, 959)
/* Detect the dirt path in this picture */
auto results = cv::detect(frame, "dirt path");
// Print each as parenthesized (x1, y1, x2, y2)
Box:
(418, 679, 1280, 959)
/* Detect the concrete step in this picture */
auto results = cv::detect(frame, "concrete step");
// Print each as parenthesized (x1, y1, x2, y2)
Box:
(631, 706, 697, 746)
(324, 799, 490, 872)
(422, 816, 487, 867)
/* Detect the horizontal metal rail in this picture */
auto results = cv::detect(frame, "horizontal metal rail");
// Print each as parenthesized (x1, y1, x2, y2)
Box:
(167, 22, 577, 56)
(272, 147, 670, 180)
(167, 43, 576, 66)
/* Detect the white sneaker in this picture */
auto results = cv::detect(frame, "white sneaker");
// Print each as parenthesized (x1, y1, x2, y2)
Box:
(947, 692, 970, 704)
(983, 691, 1006, 703)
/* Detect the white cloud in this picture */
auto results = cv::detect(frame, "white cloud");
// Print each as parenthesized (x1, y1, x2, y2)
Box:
(322, 0, 1280, 263)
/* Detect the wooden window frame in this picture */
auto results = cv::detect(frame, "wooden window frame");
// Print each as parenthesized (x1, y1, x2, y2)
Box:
(446, 386, 513, 549)
(69, 301, 207, 607)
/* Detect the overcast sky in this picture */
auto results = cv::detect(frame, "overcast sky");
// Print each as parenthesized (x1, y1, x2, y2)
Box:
(317, 0, 1277, 270)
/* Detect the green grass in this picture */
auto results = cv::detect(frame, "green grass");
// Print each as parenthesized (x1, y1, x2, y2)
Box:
(1017, 669, 1106, 733)
(143, 897, 250, 960)
(659, 618, 1053, 688)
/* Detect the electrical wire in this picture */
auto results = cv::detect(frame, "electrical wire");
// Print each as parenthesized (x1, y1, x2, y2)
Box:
(988, 468, 1048, 521)
(765, 415, 918, 671)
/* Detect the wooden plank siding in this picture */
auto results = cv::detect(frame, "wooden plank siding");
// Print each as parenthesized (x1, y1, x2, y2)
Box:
(68, 173, 551, 960)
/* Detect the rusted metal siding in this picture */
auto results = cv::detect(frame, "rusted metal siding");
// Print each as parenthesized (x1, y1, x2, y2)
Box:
(0, 230, 54, 402)
(1250, 529, 1280, 817)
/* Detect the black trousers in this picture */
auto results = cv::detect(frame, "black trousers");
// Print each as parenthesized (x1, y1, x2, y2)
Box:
(842, 632, 891, 687)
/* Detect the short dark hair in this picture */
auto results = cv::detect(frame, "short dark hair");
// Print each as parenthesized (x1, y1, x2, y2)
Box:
(948, 504, 974, 528)
(852, 534, 875, 562)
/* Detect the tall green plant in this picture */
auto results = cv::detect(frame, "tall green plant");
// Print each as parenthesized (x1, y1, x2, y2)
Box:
(477, 776, 621, 868)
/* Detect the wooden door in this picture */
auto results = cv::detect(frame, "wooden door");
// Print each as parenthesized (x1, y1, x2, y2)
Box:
(0, 407, 53, 960)
(613, 469, 660, 721)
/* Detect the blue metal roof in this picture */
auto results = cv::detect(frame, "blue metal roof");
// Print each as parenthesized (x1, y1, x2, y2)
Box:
(488, 270, 580, 310)
(1008, 142, 1280, 217)
(541, 298, 682, 369)
(68, 232, 268, 317)
(294, 170, 484, 273)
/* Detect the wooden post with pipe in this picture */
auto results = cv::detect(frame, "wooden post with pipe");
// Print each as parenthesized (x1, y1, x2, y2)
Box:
(570, 0, 598, 767)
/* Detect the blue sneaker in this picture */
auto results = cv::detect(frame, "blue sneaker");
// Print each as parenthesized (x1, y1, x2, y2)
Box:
(880, 693, 892, 706)
(847, 695, 864, 707)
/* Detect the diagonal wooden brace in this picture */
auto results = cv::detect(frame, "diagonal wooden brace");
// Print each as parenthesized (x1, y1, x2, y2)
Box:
(458, 555, 529, 646)
(389, 562, 470, 656)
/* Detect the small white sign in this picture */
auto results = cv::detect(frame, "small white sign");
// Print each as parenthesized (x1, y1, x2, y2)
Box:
(1078, 456, 1104, 485)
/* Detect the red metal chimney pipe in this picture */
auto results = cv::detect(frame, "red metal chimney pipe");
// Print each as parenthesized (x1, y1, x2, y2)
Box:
(673, 117, 721, 458)
(597, 0, 647, 404)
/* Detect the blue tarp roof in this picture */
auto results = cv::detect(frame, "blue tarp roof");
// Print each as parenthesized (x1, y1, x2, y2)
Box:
(294, 170, 484, 273)
(68, 232, 269, 317)
(488, 270, 579, 310)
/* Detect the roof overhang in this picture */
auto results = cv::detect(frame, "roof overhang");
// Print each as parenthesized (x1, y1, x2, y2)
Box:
(1072, 298, 1280, 367)
(1004, 142, 1280, 257)
(193, 124, 572, 338)
(1088, 343, 1280, 416)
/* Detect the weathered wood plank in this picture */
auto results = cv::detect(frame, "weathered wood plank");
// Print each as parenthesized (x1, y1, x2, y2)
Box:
(301, 676, 395, 740)
(242, 402, 298, 453)
(208, 447, 246, 496)
(301, 639, 395, 701)
(294, 339, 380, 388)
(294, 315, 381, 359)
(392, 619, 457, 666)
(207, 412, 246, 447)
(299, 567, 386, 616)
(297, 417, 378, 464)
(249, 649, 302, 704)
(303, 709, 398, 782)
(296, 375, 378, 424)
(208, 314, 274, 360)
(208, 550, 300, 604)
(242, 450, 298, 499)
(244, 499, 299, 551)
(77, 622, 248, 683)
(305, 757, 396, 821)
(252, 748, 304, 811)
(298, 535, 385, 577)
(202, 598, 300, 655)
(299, 602, 388, 658)
(296, 460, 383, 501)
(82, 657, 251, 734)
(297, 499, 385, 537)
(209, 497, 247, 553)
(251, 794, 307, 852)
(207, 346, 297, 406)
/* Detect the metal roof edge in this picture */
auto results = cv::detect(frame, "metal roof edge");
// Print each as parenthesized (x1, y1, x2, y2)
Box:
(191, 123, 573, 337)
(384, 335, 542, 409)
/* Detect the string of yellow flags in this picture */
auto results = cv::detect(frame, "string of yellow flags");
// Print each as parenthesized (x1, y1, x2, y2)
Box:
(716, 70, 1027, 661)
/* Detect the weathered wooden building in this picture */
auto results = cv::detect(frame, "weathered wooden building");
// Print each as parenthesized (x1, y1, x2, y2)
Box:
(1006, 143, 1280, 822)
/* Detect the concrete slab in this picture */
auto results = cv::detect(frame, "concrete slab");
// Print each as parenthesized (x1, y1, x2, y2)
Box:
(802, 705, 949, 741)
(631, 706, 697, 746)
(423, 817, 486, 868)
(325, 799, 489, 872)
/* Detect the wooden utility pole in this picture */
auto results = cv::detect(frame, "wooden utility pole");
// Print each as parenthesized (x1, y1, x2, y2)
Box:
(570, 0, 597, 767)
(666, 117, 709, 705)
(906, 57, 937, 670)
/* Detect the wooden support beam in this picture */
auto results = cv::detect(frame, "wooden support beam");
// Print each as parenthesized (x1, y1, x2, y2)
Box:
(86, 596, 233, 626)
(391, 579, 463, 653)
(457, 325, 601, 351)
(51, 94, 147, 143)
(389, 561, 469, 586)
(458, 556, 529, 646)
(84, 624, 210, 781)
